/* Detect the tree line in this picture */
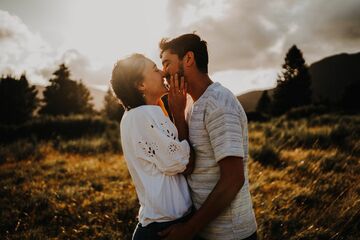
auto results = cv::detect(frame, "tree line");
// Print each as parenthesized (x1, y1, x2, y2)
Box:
(1, 45, 358, 125)
(0, 64, 124, 125)
(256, 45, 359, 117)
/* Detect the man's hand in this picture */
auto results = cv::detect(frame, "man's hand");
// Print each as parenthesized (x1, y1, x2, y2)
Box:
(165, 157, 245, 238)
(158, 222, 196, 240)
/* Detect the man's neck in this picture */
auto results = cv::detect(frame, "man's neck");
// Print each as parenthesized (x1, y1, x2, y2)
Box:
(188, 74, 213, 102)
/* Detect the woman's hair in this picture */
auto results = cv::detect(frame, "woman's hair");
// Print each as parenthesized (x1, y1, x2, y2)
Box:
(159, 33, 208, 74)
(110, 54, 147, 110)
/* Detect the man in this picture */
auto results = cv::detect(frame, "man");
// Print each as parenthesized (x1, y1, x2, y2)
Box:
(158, 33, 257, 240)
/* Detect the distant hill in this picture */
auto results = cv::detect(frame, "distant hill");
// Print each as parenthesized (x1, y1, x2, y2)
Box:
(237, 91, 262, 112)
(88, 87, 106, 111)
(35, 85, 106, 111)
(309, 52, 360, 103)
(34, 52, 360, 113)
(237, 89, 274, 112)
(237, 52, 360, 112)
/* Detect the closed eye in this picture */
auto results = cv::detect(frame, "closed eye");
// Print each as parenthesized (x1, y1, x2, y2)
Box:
(162, 60, 170, 70)
(153, 64, 159, 72)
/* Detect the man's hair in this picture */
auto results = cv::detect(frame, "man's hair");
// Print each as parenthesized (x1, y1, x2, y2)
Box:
(110, 54, 146, 110)
(159, 33, 208, 74)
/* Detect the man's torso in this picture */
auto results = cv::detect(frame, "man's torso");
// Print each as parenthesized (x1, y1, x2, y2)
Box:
(186, 83, 257, 239)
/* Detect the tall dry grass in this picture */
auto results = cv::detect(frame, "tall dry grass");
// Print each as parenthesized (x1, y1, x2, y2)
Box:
(0, 113, 359, 239)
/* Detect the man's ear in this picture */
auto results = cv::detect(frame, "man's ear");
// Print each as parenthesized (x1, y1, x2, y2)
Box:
(184, 51, 195, 67)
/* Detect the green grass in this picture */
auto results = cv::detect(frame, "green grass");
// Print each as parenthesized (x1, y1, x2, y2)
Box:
(0, 153, 137, 240)
(248, 113, 360, 240)
(0, 113, 359, 239)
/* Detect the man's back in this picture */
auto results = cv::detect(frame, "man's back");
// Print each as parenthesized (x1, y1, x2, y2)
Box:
(187, 82, 257, 239)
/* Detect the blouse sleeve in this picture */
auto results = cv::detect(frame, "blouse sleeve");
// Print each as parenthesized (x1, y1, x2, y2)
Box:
(132, 111, 190, 176)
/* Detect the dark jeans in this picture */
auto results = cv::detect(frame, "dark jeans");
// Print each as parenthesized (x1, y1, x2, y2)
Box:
(196, 231, 257, 240)
(133, 213, 257, 240)
(243, 231, 258, 240)
(132, 212, 194, 240)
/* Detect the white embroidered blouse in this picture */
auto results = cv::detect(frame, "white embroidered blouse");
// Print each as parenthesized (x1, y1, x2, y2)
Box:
(120, 105, 192, 226)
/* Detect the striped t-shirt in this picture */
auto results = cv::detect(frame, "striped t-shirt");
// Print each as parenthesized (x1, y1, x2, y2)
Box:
(186, 82, 257, 240)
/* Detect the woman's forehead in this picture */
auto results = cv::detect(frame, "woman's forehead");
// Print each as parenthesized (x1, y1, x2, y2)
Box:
(142, 57, 151, 64)
(144, 58, 156, 67)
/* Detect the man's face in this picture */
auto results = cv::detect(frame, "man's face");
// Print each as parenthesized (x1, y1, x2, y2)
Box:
(161, 49, 185, 81)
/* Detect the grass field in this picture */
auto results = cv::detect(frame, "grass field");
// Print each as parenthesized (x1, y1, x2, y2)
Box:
(0, 113, 359, 239)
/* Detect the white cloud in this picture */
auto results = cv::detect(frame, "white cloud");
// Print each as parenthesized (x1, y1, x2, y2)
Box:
(0, 10, 55, 84)
(160, 0, 360, 94)
(0, 10, 110, 90)
(166, 0, 360, 71)
(211, 68, 277, 96)
(2, 0, 359, 97)
(57, 49, 112, 88)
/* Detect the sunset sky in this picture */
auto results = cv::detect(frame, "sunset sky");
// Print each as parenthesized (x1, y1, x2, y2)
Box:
(1, 0, 359, 95)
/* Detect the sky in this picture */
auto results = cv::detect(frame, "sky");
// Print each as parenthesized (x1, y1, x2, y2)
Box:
(1, 0, 360, 95)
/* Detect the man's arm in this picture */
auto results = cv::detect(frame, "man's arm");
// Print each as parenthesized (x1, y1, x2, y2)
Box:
(188, 156, 245, 231)
(160, 155, 244, 239)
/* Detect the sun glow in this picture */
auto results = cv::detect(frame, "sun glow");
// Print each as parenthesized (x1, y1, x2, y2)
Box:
(61, 0, 169, 67)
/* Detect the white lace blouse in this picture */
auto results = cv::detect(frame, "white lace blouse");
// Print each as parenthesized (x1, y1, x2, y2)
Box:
(120, 105, 192, 226)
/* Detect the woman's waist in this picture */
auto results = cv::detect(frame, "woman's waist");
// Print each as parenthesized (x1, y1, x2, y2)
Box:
(139, 204, 193, 227)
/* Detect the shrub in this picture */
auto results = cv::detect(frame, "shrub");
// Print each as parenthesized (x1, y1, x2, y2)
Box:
(250, 144, 283, 168)
(308, 114, 340, 126)
(293, 193, 319, 208)
(55, 138, 112, 155)
(285, 105, 329, 120)
(0, 139, 43, 163)
(246, 111, 270, 122)
(0, 115, 116, 143)
(295, 131, 332, 149)
(0, 74, 39, 124)
(319, 154, 346, 173)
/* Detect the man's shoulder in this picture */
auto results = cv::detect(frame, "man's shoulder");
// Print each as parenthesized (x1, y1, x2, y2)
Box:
(205, 83, 243, 111)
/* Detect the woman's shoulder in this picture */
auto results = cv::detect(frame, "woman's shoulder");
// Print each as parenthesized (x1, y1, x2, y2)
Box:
(125, 105, 164, 122)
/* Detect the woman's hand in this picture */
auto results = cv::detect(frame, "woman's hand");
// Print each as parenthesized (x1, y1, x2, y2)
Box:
(168, 74, 187, 119)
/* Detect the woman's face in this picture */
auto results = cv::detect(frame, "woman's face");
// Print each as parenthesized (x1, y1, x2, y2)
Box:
(139, 58, 168, 100)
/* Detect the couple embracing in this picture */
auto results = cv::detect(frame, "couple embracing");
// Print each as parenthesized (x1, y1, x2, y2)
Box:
(110, 33, 257, 240)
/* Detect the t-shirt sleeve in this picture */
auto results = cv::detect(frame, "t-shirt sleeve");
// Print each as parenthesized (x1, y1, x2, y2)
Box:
(205, 107, 245, 162)
(133, 112, 190, 176)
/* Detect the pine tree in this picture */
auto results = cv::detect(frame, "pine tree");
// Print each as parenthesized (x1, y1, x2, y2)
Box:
(256, 90, 271, 114)
(40, 64, 94, 115)
(103, 89, 124, 121)
(341, 81, 360, 113)
(0, 74, 38, 124)
(271, 45, 312, 115)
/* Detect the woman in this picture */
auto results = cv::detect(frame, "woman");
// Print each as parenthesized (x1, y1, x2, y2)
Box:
(110, 54, 194, 240)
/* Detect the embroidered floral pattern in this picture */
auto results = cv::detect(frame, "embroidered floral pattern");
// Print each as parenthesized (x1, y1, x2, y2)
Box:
(138, 121, 180, 158)
(138, 140, 159, 158)
(168, 142, 180, 155)
(159, 122, 176, 140)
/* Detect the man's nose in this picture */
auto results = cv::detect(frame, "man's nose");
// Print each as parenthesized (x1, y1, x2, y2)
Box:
(160, 70, 165, 77)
